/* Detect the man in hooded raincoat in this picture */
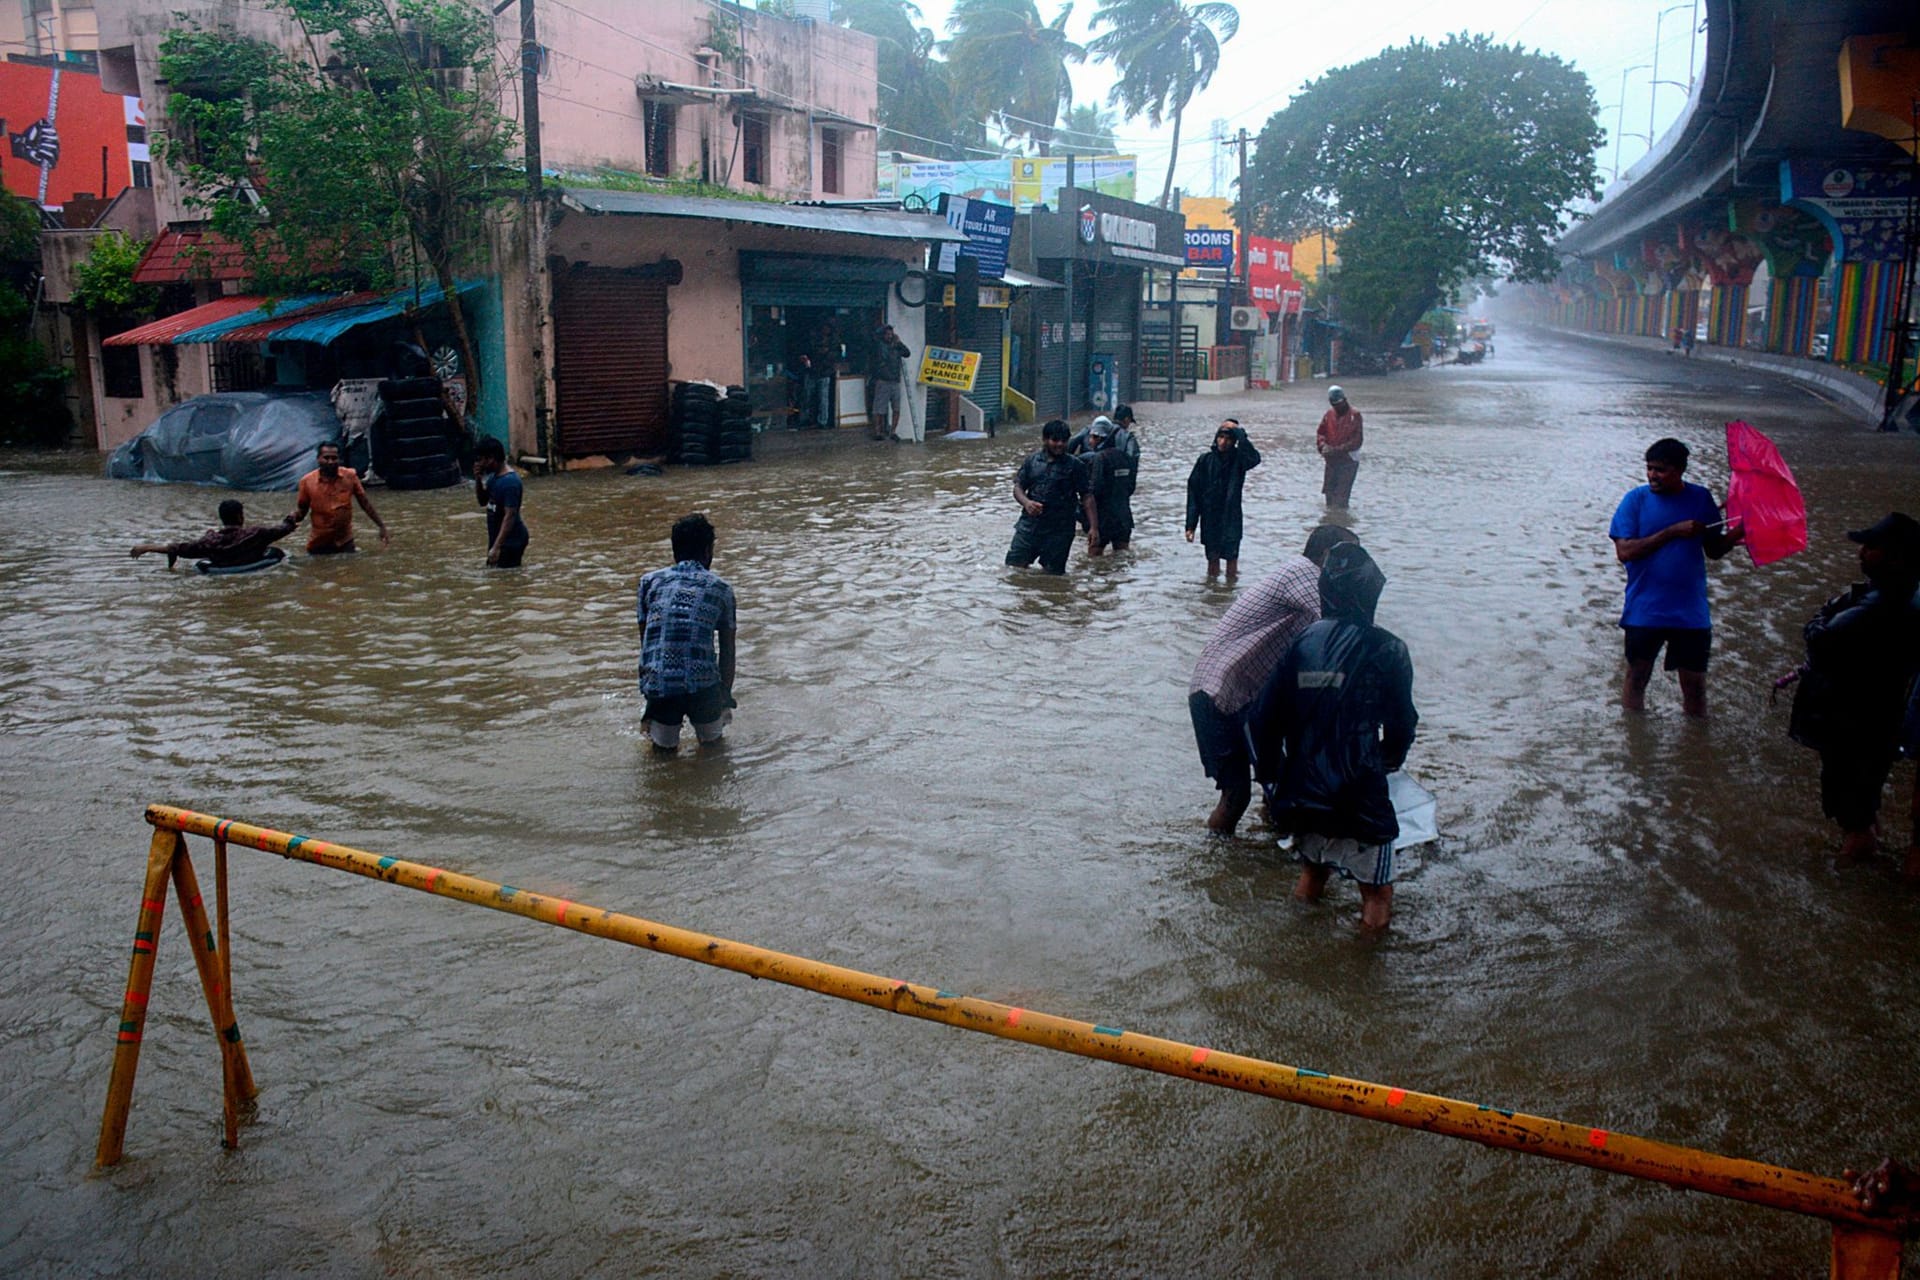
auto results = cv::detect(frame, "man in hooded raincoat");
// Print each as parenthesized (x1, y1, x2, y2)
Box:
(1185, 419, 1261, 578)
(1246, 543, 1418, 931)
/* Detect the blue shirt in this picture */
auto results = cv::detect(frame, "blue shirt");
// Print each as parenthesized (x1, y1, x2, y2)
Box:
(484, 470, 529, 550)
(636, 560, 736, 698)
(1609, 481, 1723, 629)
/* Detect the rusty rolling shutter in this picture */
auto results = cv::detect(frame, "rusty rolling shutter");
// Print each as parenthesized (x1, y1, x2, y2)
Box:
(554, 269, 670, 456)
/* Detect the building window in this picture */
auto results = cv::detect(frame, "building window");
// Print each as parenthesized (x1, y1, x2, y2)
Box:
(100, 343, 142, 399)
(741, 113, 767, 186)
(821, 127, 840, 195)
(644, 100, 674, 178)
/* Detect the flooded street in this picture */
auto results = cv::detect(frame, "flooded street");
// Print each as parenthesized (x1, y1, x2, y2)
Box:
(4, 328, 1918, 1275)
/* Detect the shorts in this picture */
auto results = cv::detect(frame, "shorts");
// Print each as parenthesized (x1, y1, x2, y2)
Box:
(1189, 691, 1249, 789)
(1623, 625, 1711, 673)
(308, 539, 357, 556)
(643, 682, 733, 749)
(490, 544, 526, 569)
(1007, 520, 1075, 574)
(1093, 515, 1133, 552)
(1819, 744, 1897, 832)
(1295, 831, 1395, 886)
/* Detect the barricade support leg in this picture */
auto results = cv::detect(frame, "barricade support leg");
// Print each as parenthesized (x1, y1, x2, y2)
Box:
(1830, 1224, 1902, 1280)
(95, 829, 179, 1167)
(170, 848, 257, 1149)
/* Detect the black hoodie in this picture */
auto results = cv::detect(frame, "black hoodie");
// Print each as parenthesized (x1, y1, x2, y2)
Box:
(1245, 544, 1418, 843)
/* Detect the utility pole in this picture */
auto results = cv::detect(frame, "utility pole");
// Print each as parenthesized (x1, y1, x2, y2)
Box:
(517, 0, 554, 466)
(1234, 129, 1250, 307)
(1064, 152, 1075, 418)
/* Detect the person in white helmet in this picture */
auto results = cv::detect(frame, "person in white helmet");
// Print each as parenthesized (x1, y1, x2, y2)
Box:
(1316, 386, 1363, 508)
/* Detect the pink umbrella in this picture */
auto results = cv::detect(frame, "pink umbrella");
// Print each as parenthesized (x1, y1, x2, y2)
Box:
(1723, 420, 1807, 566)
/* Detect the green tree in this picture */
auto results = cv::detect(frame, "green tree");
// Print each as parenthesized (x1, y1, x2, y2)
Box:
(71, 232, 160, 318)
(156, 0, 517, 427)
(1242, 33, 1600, 350)
(834, 0, 989, 159)
(943, 0, 1085, 155)
(1058, 103, 1119, 154)
(0, 188, 70, 445)
(1087, 0, 1236, 207)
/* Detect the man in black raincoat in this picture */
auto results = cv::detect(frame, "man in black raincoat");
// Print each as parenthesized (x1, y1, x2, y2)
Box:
(1185, 419, 1261, 578)
(1246, 543, 1418, 931)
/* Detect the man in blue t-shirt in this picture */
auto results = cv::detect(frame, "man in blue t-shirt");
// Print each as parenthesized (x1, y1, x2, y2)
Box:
(1608, 437, 1744, 716)
(473, 437, 529, 568)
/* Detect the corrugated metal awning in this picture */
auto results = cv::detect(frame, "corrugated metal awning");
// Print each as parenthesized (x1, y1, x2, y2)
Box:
(560, 188, 968, 243)
(102, 295, 270, 345)
(100, 280, 485, 346)
(998, 267, 1063, 289)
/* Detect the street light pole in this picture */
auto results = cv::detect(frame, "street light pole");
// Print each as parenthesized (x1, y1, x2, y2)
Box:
(1614, 64, 1650, 182)
(1650, 4, 1691, 150)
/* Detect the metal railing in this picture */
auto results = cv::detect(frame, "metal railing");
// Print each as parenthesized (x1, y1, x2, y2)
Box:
(99, 806, 1911, 1276)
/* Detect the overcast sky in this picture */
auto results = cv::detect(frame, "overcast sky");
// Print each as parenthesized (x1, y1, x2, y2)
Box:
(907, 0, 1707, 198)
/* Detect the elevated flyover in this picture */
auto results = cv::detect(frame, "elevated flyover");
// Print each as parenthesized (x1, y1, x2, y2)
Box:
(1540, 1, 1916, 391)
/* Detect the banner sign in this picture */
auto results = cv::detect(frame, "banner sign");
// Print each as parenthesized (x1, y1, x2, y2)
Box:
(935, 193, 1014, 279)
(939, 285, 1013, 309)
(880, 155, 1136, 212)
(1780, 160, 1915, 261)
(1184, 228, 1235, 267)
(919, 345, 981, 392)
(1248, 235, 1303, 314)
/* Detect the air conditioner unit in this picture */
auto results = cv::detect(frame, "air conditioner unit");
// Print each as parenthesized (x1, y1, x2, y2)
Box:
(1229, 305, 1260, 332)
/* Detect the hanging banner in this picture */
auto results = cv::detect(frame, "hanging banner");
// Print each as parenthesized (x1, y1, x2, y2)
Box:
(881, 155, 1136, 212)
(918, 345, 981, 391)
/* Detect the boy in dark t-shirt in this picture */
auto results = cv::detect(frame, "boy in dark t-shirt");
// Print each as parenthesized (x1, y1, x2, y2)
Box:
(1007, 419, 1097, 574)
(474, 436, 530, 568)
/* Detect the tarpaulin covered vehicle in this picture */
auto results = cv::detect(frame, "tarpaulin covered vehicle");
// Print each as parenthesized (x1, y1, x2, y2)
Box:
(106, 392, 343, 491)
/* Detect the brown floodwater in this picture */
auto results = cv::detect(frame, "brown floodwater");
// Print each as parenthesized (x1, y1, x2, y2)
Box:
(2, 328, 1917, 1276)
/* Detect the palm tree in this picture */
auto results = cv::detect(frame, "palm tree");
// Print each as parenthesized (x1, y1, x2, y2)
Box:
(1060, 103, 1119, 154)
(943, 0, 1085, 155)
(835, 0, 989, 158)
(1087, 0, 1238, 205)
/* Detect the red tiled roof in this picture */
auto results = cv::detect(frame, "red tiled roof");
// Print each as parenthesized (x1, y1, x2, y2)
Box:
(217, 291, 379, 342)
(131, 228, 255, 284)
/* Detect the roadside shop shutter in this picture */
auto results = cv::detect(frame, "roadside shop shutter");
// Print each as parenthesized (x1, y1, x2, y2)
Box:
(1033, 286, 1068, 420)
(554, 270, 670, 456)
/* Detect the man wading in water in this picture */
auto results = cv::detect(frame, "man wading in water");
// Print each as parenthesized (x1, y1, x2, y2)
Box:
(1185, 419, 1261, 579)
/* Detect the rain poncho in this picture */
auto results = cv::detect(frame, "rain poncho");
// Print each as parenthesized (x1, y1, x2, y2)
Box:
(1246, 544, 1419, 844)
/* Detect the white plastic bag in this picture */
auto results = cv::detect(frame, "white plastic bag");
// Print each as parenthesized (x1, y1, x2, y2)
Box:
(1388, 772, 1438, 851)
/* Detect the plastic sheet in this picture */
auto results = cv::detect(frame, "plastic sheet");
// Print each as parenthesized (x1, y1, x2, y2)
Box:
(107, 392, 342, 491)
(1724, 420, 1807, 567)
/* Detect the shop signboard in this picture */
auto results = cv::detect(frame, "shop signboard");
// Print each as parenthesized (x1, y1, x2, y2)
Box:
(1248, 235, 1302, 314)
(919, 345, 981, 392)
(936, 193, 1014, 279)
(1184, 229, 1235, 268)
(1031, 187, 1188, 269)
(940, 284, 1013, 308)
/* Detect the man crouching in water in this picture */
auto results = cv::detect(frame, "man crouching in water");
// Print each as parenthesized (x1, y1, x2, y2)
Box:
(1246, 543, 1418, 932)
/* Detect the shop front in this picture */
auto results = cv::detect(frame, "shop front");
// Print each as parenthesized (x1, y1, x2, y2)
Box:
(551, 190, 964, 454)
(1024, 189, 1186, 417)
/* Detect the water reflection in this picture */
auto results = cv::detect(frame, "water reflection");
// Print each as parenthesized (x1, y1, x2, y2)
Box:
(2, 331, 1917, 1274)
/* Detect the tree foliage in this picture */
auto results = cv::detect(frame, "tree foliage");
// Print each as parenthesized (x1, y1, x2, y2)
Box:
(0, 187, 69, 445)
(1242, 33, 1600, 349)
(1059, 103, 1119, 154)
(833, 0, 990, 159)
(943, 0, 1084, 155)
(156, 0, 518, 424)
(1087, 0, 1237, 207)
(71, 233, 159, 318)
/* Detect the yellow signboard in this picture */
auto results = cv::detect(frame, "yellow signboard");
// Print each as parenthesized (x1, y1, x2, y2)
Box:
(940, 284, 1013, 309)
(919, 345, 981, 392)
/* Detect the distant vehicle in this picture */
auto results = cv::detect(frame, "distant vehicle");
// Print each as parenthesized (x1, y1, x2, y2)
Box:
(107, 391, 343, 490)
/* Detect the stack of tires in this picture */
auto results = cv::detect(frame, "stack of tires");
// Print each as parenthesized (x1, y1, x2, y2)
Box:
(671, 382, 721, 466)
(716, 386, 752, 464)
(670, 383, 754, 466)
(373, 376, 462, 489)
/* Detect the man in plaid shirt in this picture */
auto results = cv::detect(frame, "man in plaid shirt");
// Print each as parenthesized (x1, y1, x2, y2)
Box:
(1189, 525, 1359, 834)
(637, 513, 737, 751)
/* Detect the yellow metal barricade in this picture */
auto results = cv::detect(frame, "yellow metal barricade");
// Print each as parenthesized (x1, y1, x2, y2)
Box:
(99, 806, 1911, 1276)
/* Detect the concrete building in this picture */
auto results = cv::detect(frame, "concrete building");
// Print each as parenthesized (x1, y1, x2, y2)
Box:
(75, 0, 950, 462)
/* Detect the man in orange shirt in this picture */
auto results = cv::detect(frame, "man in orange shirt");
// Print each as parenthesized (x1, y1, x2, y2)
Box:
(289, 441, 391, 554)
